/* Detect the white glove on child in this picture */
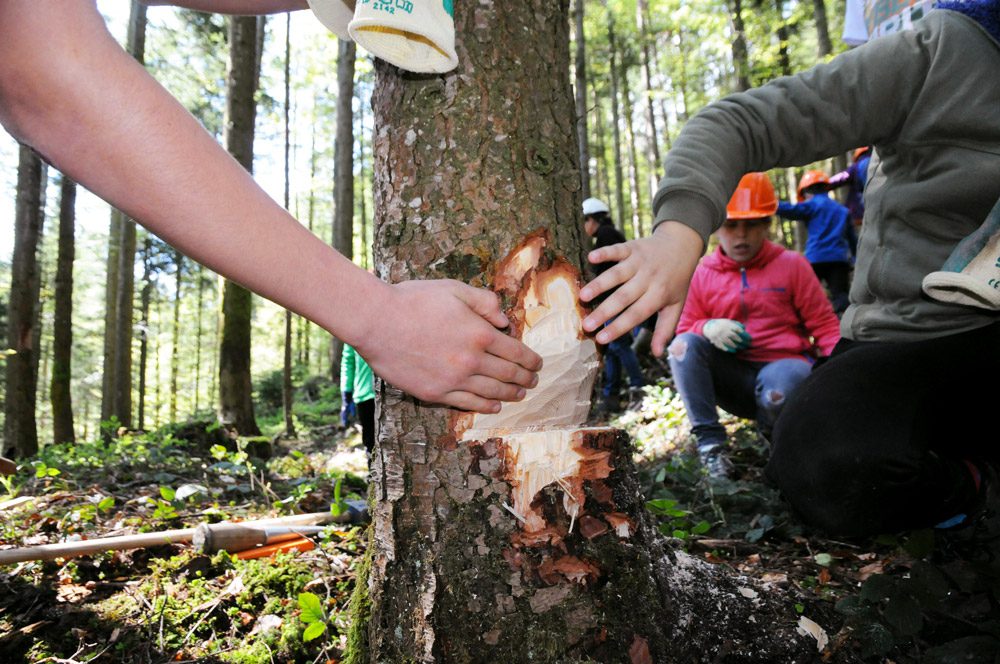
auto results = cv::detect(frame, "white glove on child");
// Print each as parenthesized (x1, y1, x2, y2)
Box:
(702, 319, 751, 353)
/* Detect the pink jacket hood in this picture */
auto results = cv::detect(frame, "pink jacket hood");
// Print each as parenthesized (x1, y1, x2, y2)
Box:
(677, 240, 841, 362)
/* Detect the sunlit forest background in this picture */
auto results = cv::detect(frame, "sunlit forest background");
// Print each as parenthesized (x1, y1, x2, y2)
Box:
(0, 0, 850, 453)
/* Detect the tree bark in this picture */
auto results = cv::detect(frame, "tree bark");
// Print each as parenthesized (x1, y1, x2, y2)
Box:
(620, 59, 644, 238)
(636, 0, 663, 185)
(100, 212, 120, 426)
(573, 0, 591, 200)
(50, 175, 76, 446)
(4, 146, 46, 458)
(282, 12, 296, 438)
(607, 16, 628, 228)
(329, 38, 357, 384)
(729, 0, 751, 92)
(358, 3, 814, 662)
(218, 14, 263, 436)
(169, 251, 183, 424)
(813, 0, 833, 60)
(137, 235, 152, 431)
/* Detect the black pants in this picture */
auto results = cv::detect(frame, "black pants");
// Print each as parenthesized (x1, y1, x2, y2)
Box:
(357, 398, 375, 459)
(811, 261, 851, 314)
(767, 322, 1000, 537)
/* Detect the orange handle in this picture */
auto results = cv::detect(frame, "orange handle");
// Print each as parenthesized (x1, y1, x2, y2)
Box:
(234, 537, 315, 560)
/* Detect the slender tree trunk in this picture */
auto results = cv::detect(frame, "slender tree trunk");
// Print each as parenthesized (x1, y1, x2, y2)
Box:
(218, 15, 263, 436)
(4, 146, 46, 458)
(607, 17, 628, 227)
(282, 12, 296, 438)
(356, 3, 815, 662)
(137, 236, 152, 430)
(620, 62, 644, 238)
(773, 0, 792, 77)
(729, 0, 751, 92)
(193, 265, 205, 415)
(50, 175, 76, 445)
(674, 29, 691, 122)
(636, 0, 662, 184)
(105, 0, 147, 431)
(100, 213, 121, 426)
(358, 98, 369, 270)
(813, 0, 833, 59)
(573, 0, 590, 199)
(592, 82, 610, 204)
(169, 252, 183, 423)
(330, 38, 357, 384)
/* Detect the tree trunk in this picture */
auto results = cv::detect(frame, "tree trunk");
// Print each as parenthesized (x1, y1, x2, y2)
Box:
(813, 0, 833, 60)
(729, 0, 751, 92)
(330, 38, 357, 384)
(193, 265, 205, 415)
(282, 12, 296, 439)
(636, 0, 663, 185)
(137, 235, 152, 431)
(573, 0, 590, 200)
(607, 17, 628, 228)
(358, 3, 814, 662)
(104, 0, 148, 432)
(620, 60, 644, 238)
(50, 175, 76, 446)
(4, 146, 46, 458)
(592, 82, 610, 205)
(100, 212, 121, 426)
(358, 97, 369, 270)
(218, 15, 263, 436)
(169, 251, 183, 424)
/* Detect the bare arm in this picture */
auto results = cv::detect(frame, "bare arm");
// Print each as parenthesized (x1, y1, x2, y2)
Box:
(0, 0, 541, 413)
(141, 0, 309, 14)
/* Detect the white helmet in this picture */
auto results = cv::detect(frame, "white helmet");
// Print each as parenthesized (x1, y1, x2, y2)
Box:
(582, 197, 610, 216)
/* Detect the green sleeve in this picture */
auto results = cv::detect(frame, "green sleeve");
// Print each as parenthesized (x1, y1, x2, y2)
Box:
(340, 344, 356, 394)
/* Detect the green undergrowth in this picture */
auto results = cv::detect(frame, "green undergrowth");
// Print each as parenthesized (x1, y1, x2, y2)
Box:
(0, 408, 368, 664)
(614, 379, 1000, 663)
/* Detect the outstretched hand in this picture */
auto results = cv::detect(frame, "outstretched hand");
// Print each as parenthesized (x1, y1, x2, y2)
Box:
(579, 221, 703, 356)
(356, 280, 543, 414)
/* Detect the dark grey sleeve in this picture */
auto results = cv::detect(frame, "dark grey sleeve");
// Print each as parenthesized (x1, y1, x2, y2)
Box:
(652, 14, 938, 244)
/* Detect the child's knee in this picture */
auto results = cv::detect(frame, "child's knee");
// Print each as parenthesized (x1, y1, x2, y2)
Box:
(667, 332, 709, 362)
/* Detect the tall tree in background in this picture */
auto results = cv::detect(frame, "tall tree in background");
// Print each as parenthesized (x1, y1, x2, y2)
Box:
(282, 12, 296, 439)
(813, 0, 833, 59)
(729, 0, 751, 92)
(218, 15, 263, 436)
(136, 235, 153, 431)
(357, 3, 814, 660)
(3, 146, 46, 458)
(329, 38, 357, 383)
(169, 251, 183, 423)
(50, 175, 77, 445)
(606, 15, 627, 228)
(636, 0, 663, 185)
(573, 0, 590, 199)
(102, 0, 148, 430)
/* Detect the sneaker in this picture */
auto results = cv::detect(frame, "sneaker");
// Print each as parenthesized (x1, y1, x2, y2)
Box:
(938, 458, 1000, 562)
(698, 443, 734, 479)
(626, 386, 646, 410)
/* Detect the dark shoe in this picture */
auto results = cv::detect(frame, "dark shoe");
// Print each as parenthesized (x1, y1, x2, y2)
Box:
(626, 386, 646, 410)
(698, 444, 734, 479)
(939, 459, 1000, 561)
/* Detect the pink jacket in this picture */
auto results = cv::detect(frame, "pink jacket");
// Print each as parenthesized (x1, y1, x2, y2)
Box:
(677, 240, 841, 363)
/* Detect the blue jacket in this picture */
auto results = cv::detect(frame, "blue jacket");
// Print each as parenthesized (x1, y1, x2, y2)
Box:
(777, 194, 856, 264)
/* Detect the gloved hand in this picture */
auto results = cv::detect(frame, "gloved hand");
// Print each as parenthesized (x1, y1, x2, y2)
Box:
(702, 319, 751, 353)
(340, 392, 356, 427)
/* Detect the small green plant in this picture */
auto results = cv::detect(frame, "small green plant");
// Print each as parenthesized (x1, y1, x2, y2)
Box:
(298, 591, 328, 642)
(33, 461, 60, 479)
(646, 498, 712, 540)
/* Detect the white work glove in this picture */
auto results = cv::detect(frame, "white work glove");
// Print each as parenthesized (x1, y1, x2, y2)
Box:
(349, 0, 459, 74)
(702, 319, 751, 353)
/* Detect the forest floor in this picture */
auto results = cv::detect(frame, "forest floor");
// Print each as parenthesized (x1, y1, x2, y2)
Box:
(0, 373, 999, 663)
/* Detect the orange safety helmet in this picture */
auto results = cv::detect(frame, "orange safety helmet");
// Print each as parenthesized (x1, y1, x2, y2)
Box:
(853, 146, 871, 162)
(726, 172, 778, 219)
(796, 170, 829, 201)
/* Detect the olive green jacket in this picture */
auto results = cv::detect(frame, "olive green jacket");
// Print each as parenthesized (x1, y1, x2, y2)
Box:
(654, 10, 1000, 341)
